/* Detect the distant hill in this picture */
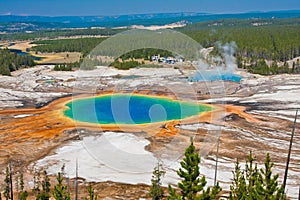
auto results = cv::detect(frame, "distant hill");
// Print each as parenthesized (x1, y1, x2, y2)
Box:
(0, 10, 300, 32)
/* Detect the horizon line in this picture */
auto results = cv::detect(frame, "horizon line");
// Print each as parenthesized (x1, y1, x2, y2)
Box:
(1, 9, 300, 17)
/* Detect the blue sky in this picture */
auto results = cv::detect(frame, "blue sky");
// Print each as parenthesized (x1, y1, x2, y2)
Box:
(0, 0, 299, 16)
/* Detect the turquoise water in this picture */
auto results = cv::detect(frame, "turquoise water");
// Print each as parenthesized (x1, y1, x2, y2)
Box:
(191, 71, 242, 82)
(64, 94, 213, 124)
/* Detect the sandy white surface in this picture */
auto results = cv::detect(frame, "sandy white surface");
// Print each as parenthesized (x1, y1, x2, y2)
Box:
(36, 132, 158, 184)
(35, 129, 299, 199)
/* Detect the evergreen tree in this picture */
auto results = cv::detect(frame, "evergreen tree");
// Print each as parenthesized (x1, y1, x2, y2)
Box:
(18, 171, 28, 200)
(36, 170, 51, 200)
(229, 153, 259, 200)
(52, 170, 70, 200)
(244, 152, 259, 198)
(150, 162, 166, 200)
(19, 191, 28, 200)
(20, 172, 24, 192)
(229, 160, 247, 199)
(168, 138, 221, 200)
(54, 64, 59, 71)
(16, 174, 19, 198)
(86, 183, 97, 200)
(32, 169, 41, 196)
(255, 154, 286, 199)
(0, 49, 36, 76)
(229, 152, 286, 200)
(4, 167, 11, 200)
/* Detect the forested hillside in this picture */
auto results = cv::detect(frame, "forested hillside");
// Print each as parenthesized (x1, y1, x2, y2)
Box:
(29, 18, 300, 62)
(0, 49, 36, 76)
(179, 18, 300, 74)
(180, 18, 300, 62)
(25, 19, 299, 58)
(5, 18, 300, 74)
(31, 38, 108, 56)
(0, 28, 125, 41)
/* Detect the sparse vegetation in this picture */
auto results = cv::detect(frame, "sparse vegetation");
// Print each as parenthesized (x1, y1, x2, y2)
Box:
(36, 170, 51, 200)
(150, 162, 166, 200)
(0, 151, 290, 199)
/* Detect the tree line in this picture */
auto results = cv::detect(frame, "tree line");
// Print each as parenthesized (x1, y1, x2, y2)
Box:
(0, 49, 36, 76)
(179, 18, 300, 75)
(240, 59, 300, 76)
(110, 60, 141, 70)
(1, 165, 97, 200)
(2, 18, 300, 75)
(0, 28, 126, 41)
(53, 62, 80, 71)
(179, 18, 300, 63)
(31, 38, 108, 56)
(119, 48, 173, 60)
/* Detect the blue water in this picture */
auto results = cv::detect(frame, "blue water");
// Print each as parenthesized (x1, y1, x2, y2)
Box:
(9, 49, 43, 61)
(64, 94, 213, 124)
(191, 71, 242, 82)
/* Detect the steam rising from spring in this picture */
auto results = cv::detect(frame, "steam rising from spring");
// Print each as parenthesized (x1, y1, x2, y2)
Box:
(221, 41, 237, 72)
(193, 41, 241, 82)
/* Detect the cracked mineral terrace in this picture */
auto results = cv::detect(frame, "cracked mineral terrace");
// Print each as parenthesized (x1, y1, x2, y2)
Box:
(0, 65, 299, 199)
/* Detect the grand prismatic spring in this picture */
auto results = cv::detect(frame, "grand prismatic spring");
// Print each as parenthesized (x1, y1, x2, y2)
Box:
(64, 94, 214, 124)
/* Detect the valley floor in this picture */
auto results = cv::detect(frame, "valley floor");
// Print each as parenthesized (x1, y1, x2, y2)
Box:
(0, 65, 299, 199)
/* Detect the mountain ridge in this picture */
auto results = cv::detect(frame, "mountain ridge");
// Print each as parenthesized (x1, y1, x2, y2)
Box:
(1, 10, 300, 32)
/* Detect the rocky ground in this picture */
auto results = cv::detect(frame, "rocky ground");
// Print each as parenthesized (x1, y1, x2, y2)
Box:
(0, 65, 299, 199)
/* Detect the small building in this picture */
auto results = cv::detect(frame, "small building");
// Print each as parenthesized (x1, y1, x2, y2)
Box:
(165, 57, 175, 64)
(151, 54, 161, 62)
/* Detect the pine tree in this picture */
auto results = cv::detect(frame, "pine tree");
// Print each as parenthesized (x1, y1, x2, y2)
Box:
(16, 174, 19, 198)
(229, 152, 286, 200)
(36, 170, 51, 200)
(86, 183, 97, 200)
(150, 162, 166, 200)
(168, 138, 221, 200)
(19, 191, 28, 200)
(19, 171, 28, 200)
(4, 167, 10, 200)
(229, 152, 260, 200)
(255, 153, 286, 199)
(20, 172, 24, 192)
(244, 151, 259, 198)
(229, 160, 247, 199)
(52, 171, 70, 200)
(32, 169, 41, 196)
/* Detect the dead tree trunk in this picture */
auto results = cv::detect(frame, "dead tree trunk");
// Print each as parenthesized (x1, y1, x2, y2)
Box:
(75, 159, 78, 200)
(9, 162, 13, 200)
(283, 109, 298, 191)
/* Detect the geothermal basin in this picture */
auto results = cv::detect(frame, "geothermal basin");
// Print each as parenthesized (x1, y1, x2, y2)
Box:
(64, 94, 214, 125)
